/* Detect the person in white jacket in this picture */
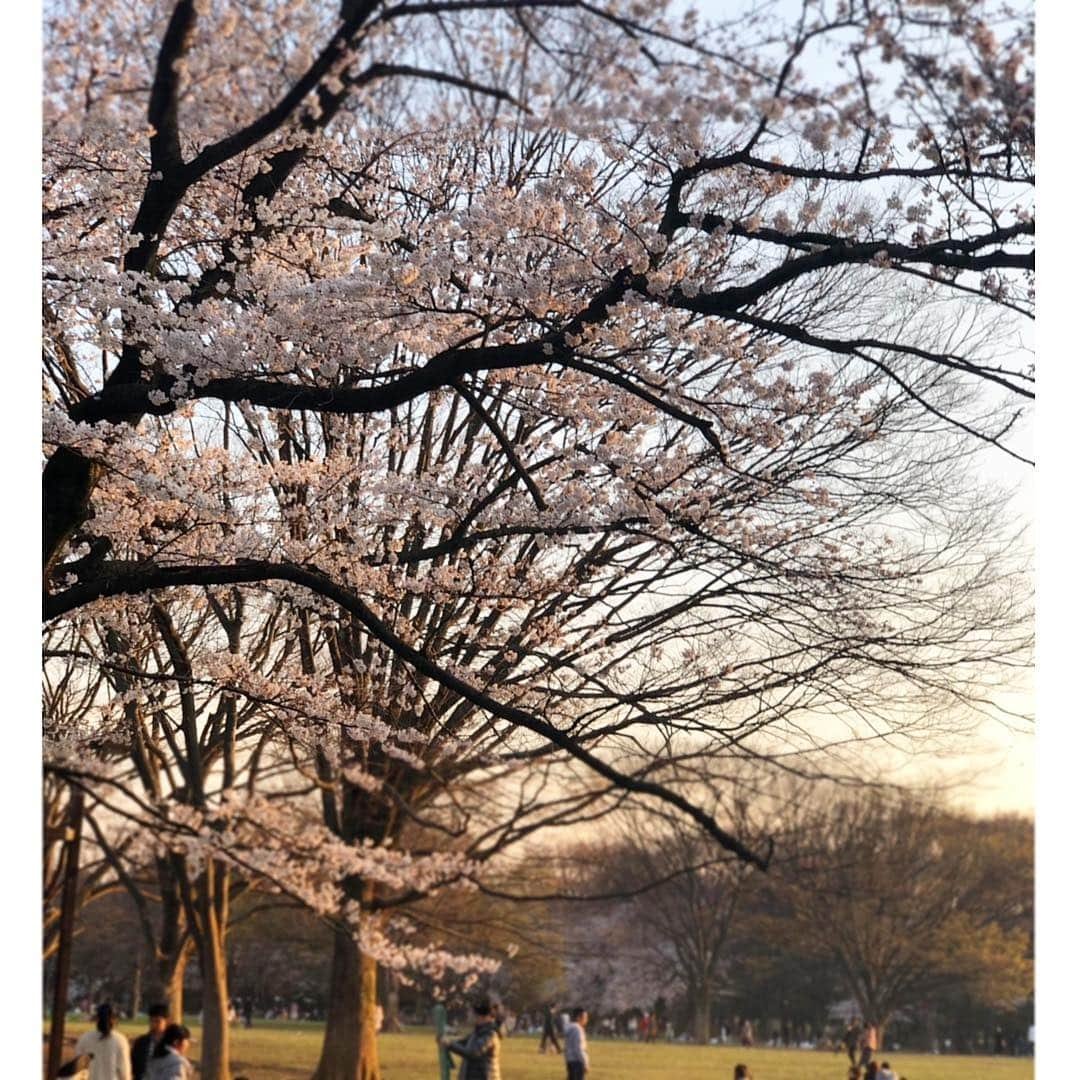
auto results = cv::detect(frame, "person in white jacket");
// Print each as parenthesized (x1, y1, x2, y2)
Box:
(563, 1008, 590, 1080)
(73, 1004, 132, 1080)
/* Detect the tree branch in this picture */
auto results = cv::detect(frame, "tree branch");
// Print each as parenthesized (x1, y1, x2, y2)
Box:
(44, 558, 773, 870)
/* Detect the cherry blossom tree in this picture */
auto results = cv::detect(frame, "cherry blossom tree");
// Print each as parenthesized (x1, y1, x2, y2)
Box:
(44, 598, 277, 1074)
(45, 569, 508, 1078)
(43, 1, 1033, 1077)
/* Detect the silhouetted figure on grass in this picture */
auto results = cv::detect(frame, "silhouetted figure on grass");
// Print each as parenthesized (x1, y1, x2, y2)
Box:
(843, 1019, 861, 1066)
(539, 1001, 562, 1055)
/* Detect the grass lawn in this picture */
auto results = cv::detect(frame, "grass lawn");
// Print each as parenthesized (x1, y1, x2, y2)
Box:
(51, 1021, 1035, 1080)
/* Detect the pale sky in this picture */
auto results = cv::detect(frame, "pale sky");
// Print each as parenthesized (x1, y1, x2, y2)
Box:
(684, 0, 1037, 818)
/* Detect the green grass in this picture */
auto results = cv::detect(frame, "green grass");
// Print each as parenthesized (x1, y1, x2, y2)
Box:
(55, 1020, 1035, 1080)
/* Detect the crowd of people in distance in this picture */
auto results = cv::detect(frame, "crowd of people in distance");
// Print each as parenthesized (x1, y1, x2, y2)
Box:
(436, 998, 762, 1080)
(58, 1003, 193, 1080)
(431, 997, 938, 1080)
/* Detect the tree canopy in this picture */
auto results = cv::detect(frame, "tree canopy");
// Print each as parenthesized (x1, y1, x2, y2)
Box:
(43, 1, 1033, 1077)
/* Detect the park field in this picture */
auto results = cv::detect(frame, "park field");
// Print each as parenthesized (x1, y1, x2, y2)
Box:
(53, 1021, 1034, 1080)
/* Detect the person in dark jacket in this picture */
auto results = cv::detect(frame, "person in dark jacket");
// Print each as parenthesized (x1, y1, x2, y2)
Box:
(443, 998, 501, 1080)
(843, 1018, 862, 1066)
(130, 1004, 169, 1080)
(539, 1001, 562, 1054)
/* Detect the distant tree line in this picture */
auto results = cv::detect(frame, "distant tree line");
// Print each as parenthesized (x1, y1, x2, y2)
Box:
(47, 788, 1032, 1057)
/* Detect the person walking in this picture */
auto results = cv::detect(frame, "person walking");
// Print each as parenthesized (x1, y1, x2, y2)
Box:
(859, 1019, 880, 1071)
(442, 998, 502, 1080)
(539, 1001, 562, 1055)
(564, 1008, 590, 1080)
(843, 1019, 861, 1066)
(130, 1004, 169, 1080)
(72, 1003, 132, 1080)
(146, 1024, 194, 1080)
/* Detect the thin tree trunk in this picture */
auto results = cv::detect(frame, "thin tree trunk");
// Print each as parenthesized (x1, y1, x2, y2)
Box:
(312, 926, 380, 1080)
(192, 862, 231, 1080)
(383, 970, 403, 1034)
(693, 986, 712, 1044)
(924, 1004, 938, 1053)
(158, 939, 193, 1022)
(198, 931, 231, 1080)
(132, 961, 142, 1019)
(45, 787, 83, 1080)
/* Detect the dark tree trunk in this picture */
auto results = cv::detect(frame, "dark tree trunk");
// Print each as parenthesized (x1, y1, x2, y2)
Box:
(382, 969, 403, 1033)
(312, 925, 380, 1080)
(147, 856, 193, 1021)
(42, 449, 99, 580)
(692, 985, 712, 1044)
(159, 943, 192, 1022)
(45, 787, 83, 1080)
(132, 960, 142, 1019)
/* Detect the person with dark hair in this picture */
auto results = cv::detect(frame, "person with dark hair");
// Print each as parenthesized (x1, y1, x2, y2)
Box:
(442, 998, 501, 1080)
(865, 1061, 880, 1080)
(564, 1007, 589, 1080)
(130, 1004, 169, 1080)
(73, 1003, 133, 1080)
(879, 1060, 898, 1080)
(539, 1000, 562, 1054)
(733, 1065, 752, 1079)
(146, 1024, 193, 1080)
(842, 1018, 862, 1066)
